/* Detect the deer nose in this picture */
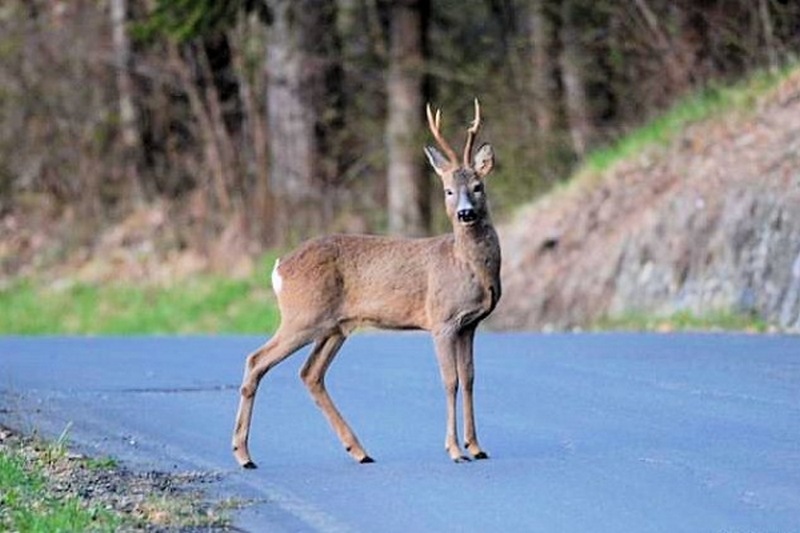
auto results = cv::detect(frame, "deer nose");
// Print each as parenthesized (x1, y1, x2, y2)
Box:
(456, 190, 477, 223)
(457, 208, 477, 222)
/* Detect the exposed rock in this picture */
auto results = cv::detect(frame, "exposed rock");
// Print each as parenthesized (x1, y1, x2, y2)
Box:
(491, 71, 800, 331)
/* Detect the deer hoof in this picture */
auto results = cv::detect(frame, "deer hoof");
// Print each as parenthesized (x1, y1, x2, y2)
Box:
(453, 455, 471, 463)
(359, 456, 375, 464)
(473, 451, 489, 460)
(241, 460, 258, 469)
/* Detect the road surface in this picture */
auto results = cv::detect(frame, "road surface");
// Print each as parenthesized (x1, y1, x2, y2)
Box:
(1, 333, 799, 532)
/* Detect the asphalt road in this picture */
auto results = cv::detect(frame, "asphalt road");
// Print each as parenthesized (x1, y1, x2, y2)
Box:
(1, 333, 799, 532)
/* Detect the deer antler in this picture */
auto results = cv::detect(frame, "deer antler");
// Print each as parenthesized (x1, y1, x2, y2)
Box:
(463, 98, 482, 168)
(426, 103, 459, 168)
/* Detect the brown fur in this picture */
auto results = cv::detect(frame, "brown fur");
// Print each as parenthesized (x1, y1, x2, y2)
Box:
(232, 102, 501, 467)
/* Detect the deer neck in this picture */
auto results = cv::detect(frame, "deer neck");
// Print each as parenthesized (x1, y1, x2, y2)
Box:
(453, 217, 501, 283)
(451, 217, 502, 317)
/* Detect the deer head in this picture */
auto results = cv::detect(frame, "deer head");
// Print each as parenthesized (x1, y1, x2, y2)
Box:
(424, 99, 495, 227)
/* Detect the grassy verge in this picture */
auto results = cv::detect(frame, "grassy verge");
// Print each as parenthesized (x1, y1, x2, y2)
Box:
(0, 273, 775, 335)
(0, 435, 120, 532)
(595, 309, 770, 334)
(0, 274, 280, 335)
(0, 426, 230, 531)
(0, 452, 117, 532)
(580, 64, 796, 177)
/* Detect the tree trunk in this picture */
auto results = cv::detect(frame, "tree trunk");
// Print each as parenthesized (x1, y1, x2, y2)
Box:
(559, 1, 592, 157)
(170, 44, 232, 214)
(528, 0, 574, 182)
(530, 0, 558, 136)
(110, 0, 144, 204)
(230, 26, 272, 245)
(758, 0, 778, 72)
(265, 0, 342, 245)
(386, 0, 428, 237)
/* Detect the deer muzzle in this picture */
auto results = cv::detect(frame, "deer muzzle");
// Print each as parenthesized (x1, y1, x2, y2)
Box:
(458, 209, 477, 223)
(456, 190, 477, 223)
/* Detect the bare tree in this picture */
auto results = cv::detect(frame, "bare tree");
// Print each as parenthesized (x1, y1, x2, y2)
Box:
(110, 0, 145, 204)
(559, 1, 592, 157)
(526, 0, 576, 182)
(758, 0, 778, 72)
(386, 0, 429, 236)
(266, 0, 343, 245)
(529, 0, 561, 138)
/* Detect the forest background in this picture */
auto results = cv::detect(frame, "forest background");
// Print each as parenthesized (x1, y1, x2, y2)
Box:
(1, 0, 799, 332)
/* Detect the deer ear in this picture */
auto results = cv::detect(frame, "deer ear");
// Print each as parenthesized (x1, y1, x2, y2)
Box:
(424, 146, 451, 177)
(473, 143, 494, 178)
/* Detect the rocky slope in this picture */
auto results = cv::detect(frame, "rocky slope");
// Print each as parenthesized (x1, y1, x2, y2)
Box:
(490, 70, 800, 332)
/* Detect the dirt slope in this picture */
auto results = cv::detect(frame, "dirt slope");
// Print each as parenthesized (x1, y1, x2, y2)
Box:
(490, 71, 800, 331)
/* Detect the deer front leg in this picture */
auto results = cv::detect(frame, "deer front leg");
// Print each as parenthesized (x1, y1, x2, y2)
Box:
(433, 330, 469, 462)
(457, 327, 488, 460)
(232, 331, 312, 468)
(300, 332, 374, 464)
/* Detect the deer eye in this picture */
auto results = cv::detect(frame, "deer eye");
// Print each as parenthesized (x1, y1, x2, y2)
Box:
(445, 189, 454, 196)
(472, 183, 484, 194)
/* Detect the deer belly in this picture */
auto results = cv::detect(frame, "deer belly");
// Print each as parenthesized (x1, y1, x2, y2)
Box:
(342, 290, 428, 331)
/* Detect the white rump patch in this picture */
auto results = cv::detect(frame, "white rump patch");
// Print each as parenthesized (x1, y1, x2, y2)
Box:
(271, 258, 283, 295)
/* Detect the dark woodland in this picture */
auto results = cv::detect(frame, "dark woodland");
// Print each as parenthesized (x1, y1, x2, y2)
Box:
(1, 0, 798, 257)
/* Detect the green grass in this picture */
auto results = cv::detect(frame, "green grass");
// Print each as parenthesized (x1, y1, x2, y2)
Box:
(581, 64, 796, 177)
(595, 309, 770, 333)
(0, 273, 280, 335)
(1, 424, 230, 531)
(0, 448, 119, 532)
(83, 456, 119, 470)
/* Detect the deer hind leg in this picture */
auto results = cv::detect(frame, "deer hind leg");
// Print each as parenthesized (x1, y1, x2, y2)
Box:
(457, 327, 488, 460)
(300, 331, 373, 464)
(232, 329, 314, 468)
(433, 330, 470, 462)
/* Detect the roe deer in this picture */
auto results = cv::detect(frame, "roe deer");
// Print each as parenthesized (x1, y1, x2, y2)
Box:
(232, 99, 501, 468)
